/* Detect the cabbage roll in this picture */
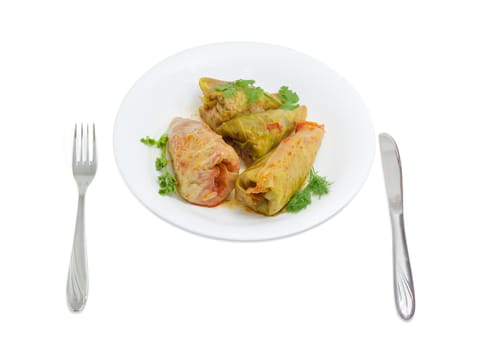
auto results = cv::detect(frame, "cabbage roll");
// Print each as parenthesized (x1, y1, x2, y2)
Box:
(216, 106, 307, 165)
(168, 117, 240, 207)
(199, 77, 281, 130)
(235, 121, 325, 215)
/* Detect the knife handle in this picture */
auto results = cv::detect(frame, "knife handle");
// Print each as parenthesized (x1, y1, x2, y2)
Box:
(390, 211, 415, 320)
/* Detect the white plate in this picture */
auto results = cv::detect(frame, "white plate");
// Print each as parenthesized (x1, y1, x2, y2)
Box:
(113, 42, 375, 241)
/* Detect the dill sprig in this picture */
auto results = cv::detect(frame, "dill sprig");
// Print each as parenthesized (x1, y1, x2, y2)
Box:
(286, 169, 331, 213)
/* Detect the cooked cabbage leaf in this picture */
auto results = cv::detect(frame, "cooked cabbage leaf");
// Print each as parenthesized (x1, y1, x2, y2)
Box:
(199, 77, 281, 130)
(235, 121, 325, 216)
(216, 106, 307, 165)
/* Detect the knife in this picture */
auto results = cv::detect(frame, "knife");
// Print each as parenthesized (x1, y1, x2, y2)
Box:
(379, 133, 415, 320)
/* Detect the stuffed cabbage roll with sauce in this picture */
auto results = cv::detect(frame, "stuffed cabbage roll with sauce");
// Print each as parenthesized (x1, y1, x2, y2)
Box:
(235, 121, 325, 216)
(199, 77, 281, 130)
(216, 106, 307, 165)
(168, 117, 240, 207)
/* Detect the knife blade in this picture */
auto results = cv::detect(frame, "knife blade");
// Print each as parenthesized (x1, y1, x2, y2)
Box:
(379, 133, 415, 320)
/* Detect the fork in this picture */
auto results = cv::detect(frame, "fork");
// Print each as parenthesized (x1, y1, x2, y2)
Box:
(67, 124, 97, 312)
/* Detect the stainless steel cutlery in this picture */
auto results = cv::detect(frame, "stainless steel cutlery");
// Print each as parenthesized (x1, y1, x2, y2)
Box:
(67, 124, 97, 312)
(379, 133, 415, 320)
(63, 126, 414, 319)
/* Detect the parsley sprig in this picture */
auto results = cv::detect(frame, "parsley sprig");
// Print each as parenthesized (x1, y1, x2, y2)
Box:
(235, 79, 255, 87)
(214, 79, 301, 110)
(214, 79, 265, 104)
(286, 169, 331, 213)
(278, 86, 300, 110)
(245, 86, 265, 104)
(214, 82, 237, 97)
(140, 133, 176, 196)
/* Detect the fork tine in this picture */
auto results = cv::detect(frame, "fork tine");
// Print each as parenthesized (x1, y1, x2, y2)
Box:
(86, 123, 90, 163)
(79, 123, 84, 163)
(72, 124, 77, 166)
(92, 123, 97, 165)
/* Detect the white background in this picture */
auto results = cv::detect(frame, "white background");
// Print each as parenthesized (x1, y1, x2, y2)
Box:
(1, 0, 492, 348)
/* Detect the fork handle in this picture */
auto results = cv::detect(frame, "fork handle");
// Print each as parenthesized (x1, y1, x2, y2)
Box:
(67, 194, 88, 312)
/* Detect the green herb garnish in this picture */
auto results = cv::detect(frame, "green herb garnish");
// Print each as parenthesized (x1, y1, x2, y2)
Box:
(155, 133, 168, 148)
(140, 136, 157, 146)
(155, 157, 167, 171)
(286, 169, 331, 213)
(286, 188, 312, 212)
(157, 173, 176, 195)
(306, 169, 331, 197)
(278, 85, 300, 110)
(214, 82, 237, 97)
(245, 86, 265, 104)
(235, 79, 255, 87)
(140, 133, 176, 196)
(214, 79, 267, 105)
(214, 79, 301, 109)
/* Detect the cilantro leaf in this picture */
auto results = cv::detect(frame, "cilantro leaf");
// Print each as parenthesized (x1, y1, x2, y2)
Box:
(214, 79, 263, 102)
(235, 79, 255, 87)
(214, 82, 235, 91)
(245, 86, 265, 104)
(279, 86, 300, 110)
(214, 82, 237, 97)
